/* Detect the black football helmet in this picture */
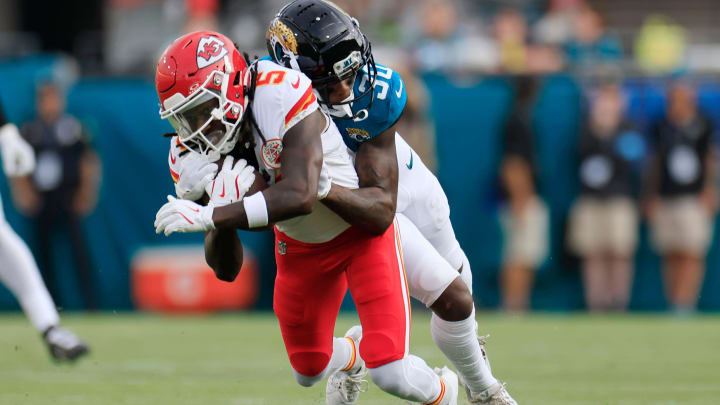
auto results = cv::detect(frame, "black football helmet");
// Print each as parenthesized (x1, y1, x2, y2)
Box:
(266, 0, 377, 119)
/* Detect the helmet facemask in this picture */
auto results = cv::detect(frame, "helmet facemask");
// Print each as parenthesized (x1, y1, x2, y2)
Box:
(160, 67, 248, 161)
(310, 37, 377, 120)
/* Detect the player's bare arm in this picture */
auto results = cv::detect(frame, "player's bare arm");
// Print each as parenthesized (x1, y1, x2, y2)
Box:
(203, 228, 243, 281)
(322, 123, 399, 235)
(211, 109, 325, 229)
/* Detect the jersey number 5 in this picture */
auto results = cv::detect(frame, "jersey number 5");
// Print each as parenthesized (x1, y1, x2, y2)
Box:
(256, 71, 286, 87)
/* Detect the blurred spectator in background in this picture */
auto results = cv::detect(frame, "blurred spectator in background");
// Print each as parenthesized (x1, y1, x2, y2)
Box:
(184, 0, 219, 33)
(491, 7, 564, 74)
(563, 5, 622, 71)
(10, 82, 101, 310)
(646, 80, 716, 314)
(533, 0, 585, 46)
(634, 15, 687, 75)
(492, 8, 529, 74)
(410, 0, 497, 73)
(499, 76, 549, 312)
(568, 81, 644, 311)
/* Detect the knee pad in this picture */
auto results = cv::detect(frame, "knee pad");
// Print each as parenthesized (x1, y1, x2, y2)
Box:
(293, 368, 326, 387)
(360, 330, 404, 369)
(368, 356, 438, 400)
(289, 351, 330, 384)
(369, 359, 408, 395)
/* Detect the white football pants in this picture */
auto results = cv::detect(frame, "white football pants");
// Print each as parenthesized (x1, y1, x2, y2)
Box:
(0, 192, 58, 331)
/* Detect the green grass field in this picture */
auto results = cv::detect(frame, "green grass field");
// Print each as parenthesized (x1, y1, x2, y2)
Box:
(1, 311, 719, 405)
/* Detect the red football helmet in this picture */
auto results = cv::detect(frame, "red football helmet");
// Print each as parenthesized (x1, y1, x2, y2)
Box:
(156, 31, 251, 160)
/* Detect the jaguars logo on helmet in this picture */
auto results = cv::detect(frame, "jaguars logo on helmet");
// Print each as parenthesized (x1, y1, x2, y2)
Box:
(266, 0, 377, 120)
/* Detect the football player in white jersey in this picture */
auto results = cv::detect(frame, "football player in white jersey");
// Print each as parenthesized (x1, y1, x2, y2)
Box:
(154, 31, 459, 405)
(0, 103, 89, 362)
(266, 1, 517, 404)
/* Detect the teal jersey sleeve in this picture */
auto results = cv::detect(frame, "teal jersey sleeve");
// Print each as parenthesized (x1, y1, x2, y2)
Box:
(334, 63, 407, 152)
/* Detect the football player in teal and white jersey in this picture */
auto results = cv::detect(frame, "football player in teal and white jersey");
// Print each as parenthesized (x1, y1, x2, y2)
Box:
(267, 1, 517, 404)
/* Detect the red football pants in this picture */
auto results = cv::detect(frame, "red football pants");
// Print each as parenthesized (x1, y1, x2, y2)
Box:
(273, 221, 411, 376)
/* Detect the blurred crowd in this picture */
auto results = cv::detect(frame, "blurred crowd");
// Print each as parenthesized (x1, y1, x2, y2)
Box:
(497, 76, 717, 314)
(1, 0, 719, 313)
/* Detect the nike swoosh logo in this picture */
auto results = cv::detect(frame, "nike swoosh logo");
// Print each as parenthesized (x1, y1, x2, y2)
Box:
(395, 80, 403, 98)
(406, 151, 413, 170)
(219, 183, 226, 198)
(188, 207, 200, 213)
(170, 153, 177, 164)
(291, 76, 300, 89)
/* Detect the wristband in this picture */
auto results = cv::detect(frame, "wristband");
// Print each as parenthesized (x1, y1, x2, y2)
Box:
(243, 191, 269, 228)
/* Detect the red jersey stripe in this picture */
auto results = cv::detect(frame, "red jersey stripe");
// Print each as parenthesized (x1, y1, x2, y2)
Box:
(284, 86, 316, 127)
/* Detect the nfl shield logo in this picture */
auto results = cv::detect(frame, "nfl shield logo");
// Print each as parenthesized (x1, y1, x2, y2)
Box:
(278, 241, 287, 255)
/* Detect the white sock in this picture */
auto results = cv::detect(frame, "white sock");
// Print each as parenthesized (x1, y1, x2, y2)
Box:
(458, 251, 473, 294)
(431, 308, 497, 394)
(0, 218, 59, 332)
(369, 355, 442, 402)
(292, 336, 355, 387)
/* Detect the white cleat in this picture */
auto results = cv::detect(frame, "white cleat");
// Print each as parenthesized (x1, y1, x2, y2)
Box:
(466, 382, 517, 404)
(461, 335, 518, 404)
(43, 325, 90, 362)
(326, 326, 368, 405)
(431, 366, 459, 405)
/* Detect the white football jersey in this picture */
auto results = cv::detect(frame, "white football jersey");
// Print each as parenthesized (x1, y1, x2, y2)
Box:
(167, 60, 358, 243)
(248, 60, 358, 243)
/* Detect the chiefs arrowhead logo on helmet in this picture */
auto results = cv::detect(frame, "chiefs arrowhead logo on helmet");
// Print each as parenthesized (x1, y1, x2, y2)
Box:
(196, 36, 229, 69)
(155, 31, 251, 159)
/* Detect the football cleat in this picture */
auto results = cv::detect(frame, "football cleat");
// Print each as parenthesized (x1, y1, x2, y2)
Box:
(464, 382, 517, 405)
(461, 335, 517, 404)
(326, 325, 368, 405)
(43, 326, 90, 362)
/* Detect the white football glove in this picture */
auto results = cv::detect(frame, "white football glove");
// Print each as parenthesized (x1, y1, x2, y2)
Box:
(0, 123, 35, 177)
(154, 195, 215, 236)
(174, 152, 218, 201)
(205, 156, 255, 207)
(317, 162, 331, 200)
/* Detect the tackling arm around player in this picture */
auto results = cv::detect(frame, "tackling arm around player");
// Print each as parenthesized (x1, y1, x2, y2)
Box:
(267, 2, 518, 403)
(320, 83, 399, 234)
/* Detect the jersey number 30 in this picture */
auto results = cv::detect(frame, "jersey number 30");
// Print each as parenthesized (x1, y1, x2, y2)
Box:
(357, 65, 394, 100)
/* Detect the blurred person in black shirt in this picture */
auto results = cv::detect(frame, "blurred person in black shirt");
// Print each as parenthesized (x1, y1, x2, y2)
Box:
(0, 101, 89, 361)
(11, 82, 101, 310)
(568, 82, 643, 311)
(646, 80, 716, 313)
(499, 76, 549, 312)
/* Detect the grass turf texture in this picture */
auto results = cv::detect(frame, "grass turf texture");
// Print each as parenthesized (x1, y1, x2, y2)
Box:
(1, 311, 719, 404)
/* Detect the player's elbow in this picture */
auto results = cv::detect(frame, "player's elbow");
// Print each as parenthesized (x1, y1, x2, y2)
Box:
(205, 250, 243, 282)
(209, 262, 242, 282)
(362, 209, 394, 235)
(297, 196, 315, 215)
(376, 198, 397, 232)
(290, 189, 316, 216)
